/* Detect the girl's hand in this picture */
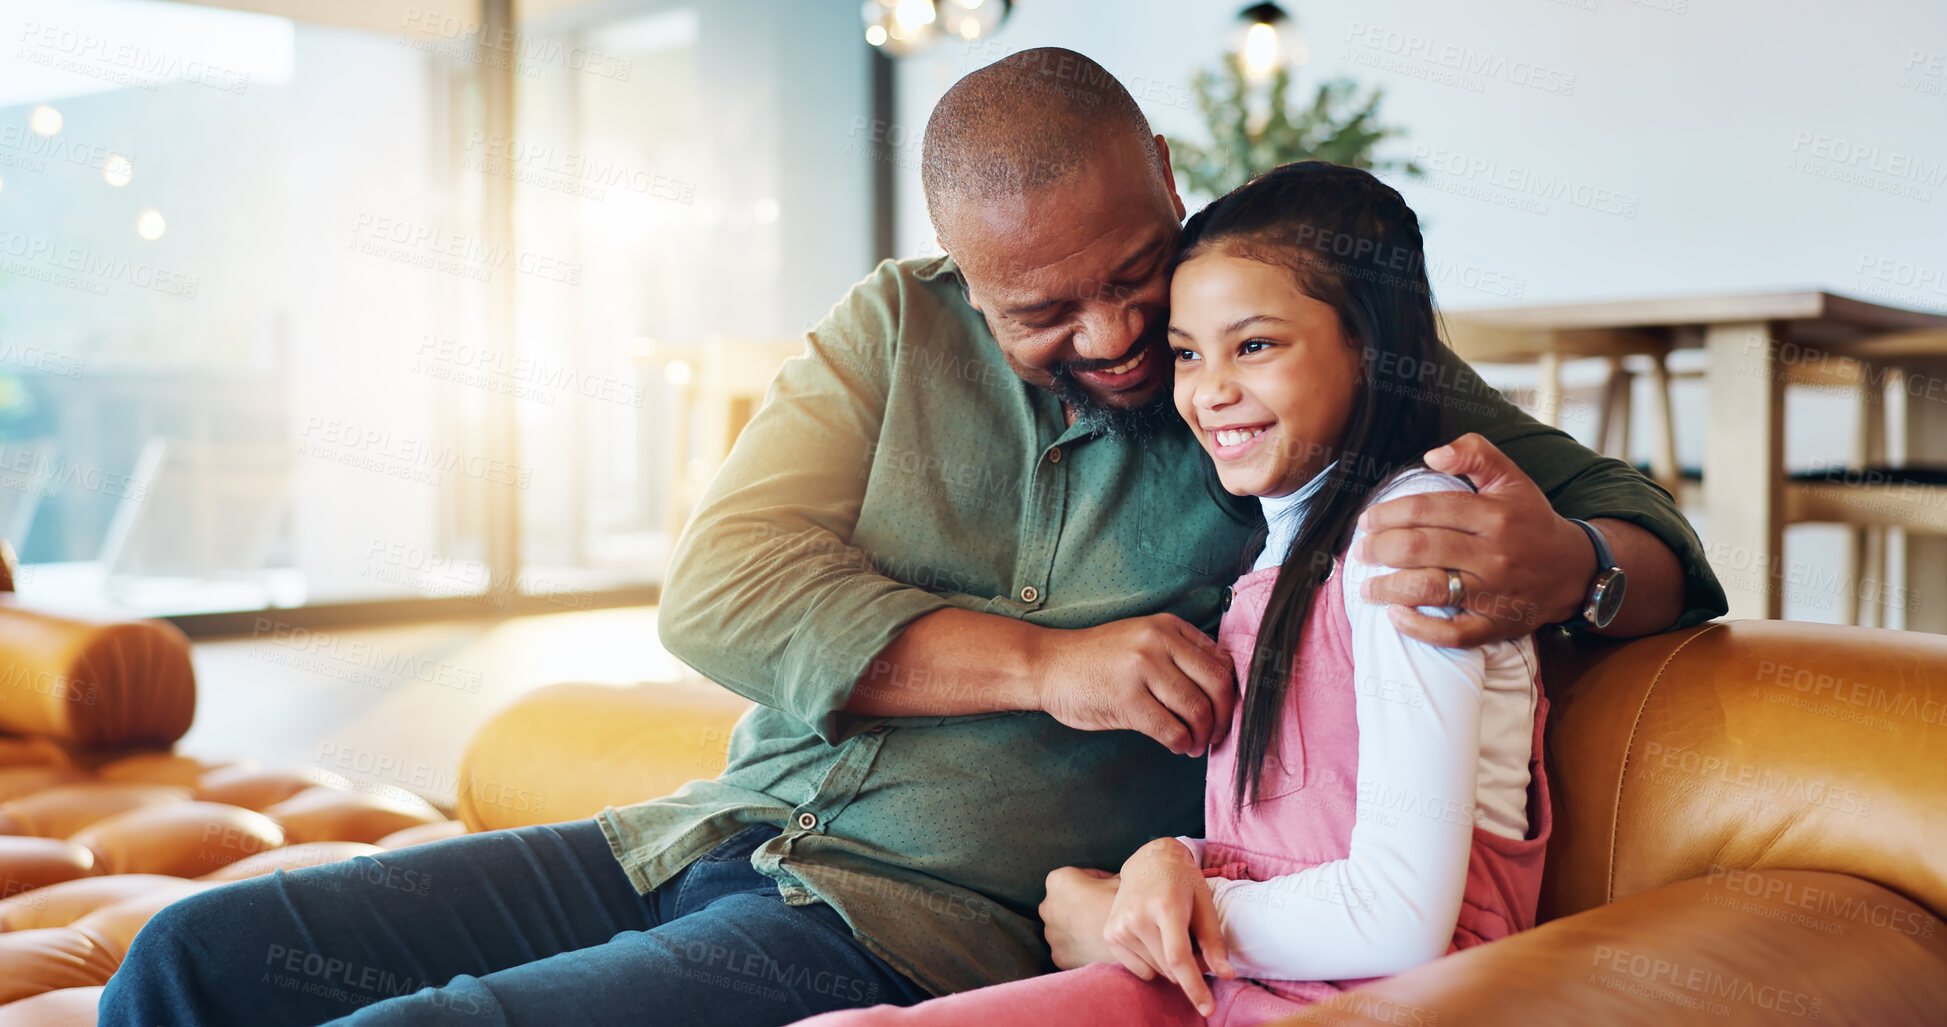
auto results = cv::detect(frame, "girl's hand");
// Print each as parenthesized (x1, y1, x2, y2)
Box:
(1040, 866, 1121, 969)
(1103, 838, 1235, 1017)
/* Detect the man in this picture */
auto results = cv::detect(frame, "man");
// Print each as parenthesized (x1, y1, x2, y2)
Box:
(102, 48, 1723, 1027)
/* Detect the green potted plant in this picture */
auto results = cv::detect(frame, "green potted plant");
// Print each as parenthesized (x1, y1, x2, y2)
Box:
(1167, 51, 1421, 202)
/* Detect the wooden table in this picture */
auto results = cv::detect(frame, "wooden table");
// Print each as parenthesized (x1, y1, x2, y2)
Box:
(1444, 292, 1947, 622)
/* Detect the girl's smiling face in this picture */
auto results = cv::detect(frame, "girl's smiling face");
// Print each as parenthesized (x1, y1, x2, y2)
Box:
(1168, 252, 1364, 498)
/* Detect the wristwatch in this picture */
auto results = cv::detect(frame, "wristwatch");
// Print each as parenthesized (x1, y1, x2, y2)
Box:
(1568, 518, 1627, 630)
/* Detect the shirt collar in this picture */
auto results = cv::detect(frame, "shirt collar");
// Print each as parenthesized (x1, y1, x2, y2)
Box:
(1256, 461, 1336, 570)
(1261, 461, 1335, 522)
(911, 253, 959, 282)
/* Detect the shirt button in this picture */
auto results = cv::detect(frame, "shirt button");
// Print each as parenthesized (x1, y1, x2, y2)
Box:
(796, 811, 818, 831)
(1048, 448, 1061, 463)
(1019, 585, 1039, 603)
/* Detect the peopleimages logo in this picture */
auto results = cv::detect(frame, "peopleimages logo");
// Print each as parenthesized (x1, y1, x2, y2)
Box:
(347, 213, 583, 286)
(1786, 131, 1944, 202)
(1588, 945, 1821, 1020)
(398, 6, 632, 81)
(0, 341, 85, 379)
(1791, 132, 1947, 182)
(252, 617, 486, 693)
(1410, 144, 1640, 218)
(1856, 253, 1947, 298)
(1342, 22, 1577, 96)
(1905, 49, 1946, 97)
(1704, 866, 1937, 939)
(298, 415, 534, 490)
(0, 446, 146, 502)
(15, 21, 250, 94)
(410, 335, 645, 410)
(461, 131, 694, 203)
(0, 123, 137, 177)
(0, 229, 200, 298)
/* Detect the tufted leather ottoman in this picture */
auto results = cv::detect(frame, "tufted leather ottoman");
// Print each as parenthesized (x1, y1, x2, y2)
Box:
(0, 746, 462, 1014)
(0, 551, 465, 1024)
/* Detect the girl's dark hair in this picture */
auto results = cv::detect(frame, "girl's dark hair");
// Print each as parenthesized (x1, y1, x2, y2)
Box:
(1173, 161, 1448, 809)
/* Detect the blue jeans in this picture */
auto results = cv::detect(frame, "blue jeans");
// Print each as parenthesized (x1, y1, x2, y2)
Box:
(98, 821, 930, 1026)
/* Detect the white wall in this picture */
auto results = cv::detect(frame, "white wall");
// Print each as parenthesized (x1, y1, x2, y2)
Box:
(891, 0, 1947, 625)
(895, 0, 1946, 316)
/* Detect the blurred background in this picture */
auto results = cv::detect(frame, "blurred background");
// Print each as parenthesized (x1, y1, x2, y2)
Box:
(0, 0, 1943, 636)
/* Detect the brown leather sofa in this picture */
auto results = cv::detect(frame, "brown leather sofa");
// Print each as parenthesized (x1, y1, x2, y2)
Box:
(3, 531, 1944, 1022)
(1284, 622, 1947, 1025)
(459, 621, 1947, 1026)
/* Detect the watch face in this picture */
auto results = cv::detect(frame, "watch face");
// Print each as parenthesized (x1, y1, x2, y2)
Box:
(1589, 569, 1628, 628)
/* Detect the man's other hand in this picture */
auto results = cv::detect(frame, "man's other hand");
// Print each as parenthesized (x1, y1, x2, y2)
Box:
(1041, 867, 1121, 970)
(1030, 614, 1235, 756)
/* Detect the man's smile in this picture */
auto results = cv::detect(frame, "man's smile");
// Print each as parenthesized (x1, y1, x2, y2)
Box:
(1072, 342, 1159, 393)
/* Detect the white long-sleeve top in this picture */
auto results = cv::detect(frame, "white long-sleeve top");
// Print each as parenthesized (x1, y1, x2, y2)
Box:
(1178, 469, 1540, 982)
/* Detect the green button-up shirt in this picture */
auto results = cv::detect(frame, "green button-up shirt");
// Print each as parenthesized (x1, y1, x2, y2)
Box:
(601, 255, 1726, 998)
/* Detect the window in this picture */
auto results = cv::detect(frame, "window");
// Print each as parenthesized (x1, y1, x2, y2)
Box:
(0, 0, 871, 624)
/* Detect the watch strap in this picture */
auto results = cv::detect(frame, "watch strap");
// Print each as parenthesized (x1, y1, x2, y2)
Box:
(1568, 518, 1619, 574)
(1566, 518, 1623, 630)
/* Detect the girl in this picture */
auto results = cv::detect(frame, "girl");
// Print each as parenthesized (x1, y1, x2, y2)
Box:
(800, 162, 1549, 1027)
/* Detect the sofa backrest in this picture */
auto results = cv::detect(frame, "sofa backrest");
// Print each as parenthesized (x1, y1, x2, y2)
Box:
(1537, 619, 1947, 924)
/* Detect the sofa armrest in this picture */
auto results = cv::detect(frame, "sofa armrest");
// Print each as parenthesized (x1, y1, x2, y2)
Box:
(0, 598, 194, 748)
(1537, 620, 1947, 924)
(1288, 870, 1947, 1027)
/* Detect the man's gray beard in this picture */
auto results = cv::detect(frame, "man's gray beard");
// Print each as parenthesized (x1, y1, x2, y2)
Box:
(1047, 365, 1175, 441)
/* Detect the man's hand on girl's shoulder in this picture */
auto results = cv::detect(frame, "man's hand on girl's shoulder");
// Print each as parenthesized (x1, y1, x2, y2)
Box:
(1355, 433, 1591, 647)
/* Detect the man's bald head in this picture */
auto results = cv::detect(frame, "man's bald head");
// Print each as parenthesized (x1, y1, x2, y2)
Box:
(922, 47, 1164, 245)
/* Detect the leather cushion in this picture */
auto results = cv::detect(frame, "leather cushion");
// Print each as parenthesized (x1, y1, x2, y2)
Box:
(1300, 871, 1947, 1026)
(67, 879, 218, 964)
(195, 765, 352, 812)
(0, 839, 97, 894)
(264, 786, 446, 845)
(0, 769, 86, 806)
(0, 929, 118, 1005)
(68, 801, 284, 877)
(0, 874, 184, 932)
(0, 985, 105, 1027)
(0, 739, 68, 770)
(0, 782, 191, 838)
(95, 753, 237, 789)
